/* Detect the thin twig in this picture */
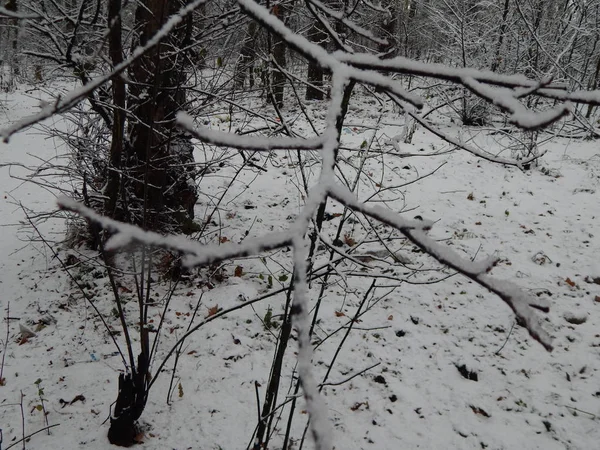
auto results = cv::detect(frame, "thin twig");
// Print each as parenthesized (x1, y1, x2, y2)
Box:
(6, 424, 60, 450)
(495, 321, 516, 355)
(320, 363, 380, 387)
(0, 301, 9, 385)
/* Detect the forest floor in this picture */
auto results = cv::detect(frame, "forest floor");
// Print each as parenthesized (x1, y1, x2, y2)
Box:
(1, 83, 600, 450)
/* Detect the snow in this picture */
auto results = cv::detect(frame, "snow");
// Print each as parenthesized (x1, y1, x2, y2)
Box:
(2, 80, 600, 449)
(1, 10, 600, 442)
(0, 0, 210, 142)
(0, 6, 41, 19)
(307, 0, 389, 46)
(177, 112, 325, 151)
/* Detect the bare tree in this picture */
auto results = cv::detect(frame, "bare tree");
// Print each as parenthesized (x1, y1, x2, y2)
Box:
(3, 1, 600, 449)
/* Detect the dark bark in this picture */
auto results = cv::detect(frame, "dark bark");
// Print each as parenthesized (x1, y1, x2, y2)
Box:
(255, 303, 292, 448)
(271, 4, 287, 108)
(585, 56, 600, 119)
(379, 1, 399, 56)
(305, 20, 327, 100)
(108, 353, 149, 447)
(104, 0, 126, 219)
(235, 21, 258, 90)
(4, 0, 19, 80)
(127, 0, 198, 231)
(491, 0, 510, 72)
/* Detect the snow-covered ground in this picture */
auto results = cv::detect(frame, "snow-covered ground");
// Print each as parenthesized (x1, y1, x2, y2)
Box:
(1, 84, 599, 450)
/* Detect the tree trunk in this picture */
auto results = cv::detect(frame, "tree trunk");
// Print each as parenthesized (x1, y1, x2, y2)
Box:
(491, 0, 510, 72)
(271, 4, 287, 108)
(235, 21, 258, 90)
(108, 354, 149, 447)
(104, 0, 126, 219)
(305, 20, 327, 100)
(379, 0, 399, 56)
(127, 0, 198, 232)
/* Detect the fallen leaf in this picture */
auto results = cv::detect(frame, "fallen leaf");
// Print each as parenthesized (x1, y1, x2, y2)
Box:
(470, 405, 490, 417)
(335, 311, 345, 317)
(343, 233, 356, 247)
(387, 315, 393, 320)
(220, 236, 229, 243)
(565, 277, 576, 287)
(206, 305, 219, 317)
(351, 402, 367, 411)
(234, 266, 243, 277)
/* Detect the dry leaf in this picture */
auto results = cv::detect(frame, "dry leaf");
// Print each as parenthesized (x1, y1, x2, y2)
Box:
(595, 296, 600, 303)
(335, 311, 345, 317)
(206, 305, 219, 317)
(387, 315, 393, 320)
(220, 236, 229, 243)
(234, 265, 243, 277)
(343, 233, 356, 247)
(565, 277, 576, 287)
(350, 401, 367, 411)
(470, 405, 491, 417)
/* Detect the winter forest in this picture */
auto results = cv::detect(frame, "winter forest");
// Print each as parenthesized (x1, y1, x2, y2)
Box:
(0, 0, 599, 448)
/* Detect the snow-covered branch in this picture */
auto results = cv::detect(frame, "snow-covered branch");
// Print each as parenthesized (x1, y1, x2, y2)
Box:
(307, 0, 389, 46)
(176, 112, 325, 150)
(336, 52, 600, 105)
(0, 6, 40, 19)
(461, 77, 571, 130)
(236, 0, 422, 107)
(0, 0, 210, 142)
(57, 197, 293, 268)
